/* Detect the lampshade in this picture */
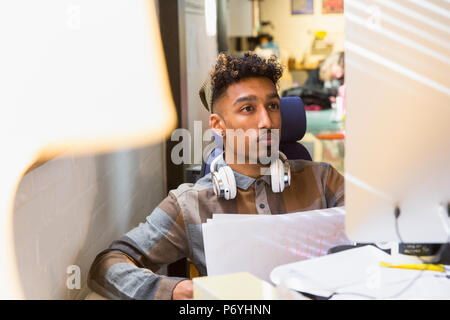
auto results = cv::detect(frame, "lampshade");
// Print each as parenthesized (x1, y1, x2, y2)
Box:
(0, 0, 176, 298)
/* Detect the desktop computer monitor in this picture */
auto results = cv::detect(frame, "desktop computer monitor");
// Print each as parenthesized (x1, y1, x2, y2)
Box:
(344, 0, 450, 245)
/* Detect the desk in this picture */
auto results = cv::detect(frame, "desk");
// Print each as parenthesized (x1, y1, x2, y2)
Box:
(305, 109, 344, 135)
(270, 245, 450, 300)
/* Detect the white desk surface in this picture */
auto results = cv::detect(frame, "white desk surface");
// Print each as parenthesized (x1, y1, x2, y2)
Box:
(270, 245, 450, 300)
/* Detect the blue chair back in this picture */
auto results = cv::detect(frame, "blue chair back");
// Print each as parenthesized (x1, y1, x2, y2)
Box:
(279, 96, 311, 161)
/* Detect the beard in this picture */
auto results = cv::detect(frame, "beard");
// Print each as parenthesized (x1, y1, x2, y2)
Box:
(223, 129, 279, 165)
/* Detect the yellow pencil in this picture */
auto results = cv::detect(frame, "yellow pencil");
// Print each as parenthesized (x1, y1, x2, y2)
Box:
(380, 261, 445, 272)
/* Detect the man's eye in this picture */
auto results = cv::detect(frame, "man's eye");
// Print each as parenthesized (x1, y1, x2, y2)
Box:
(241, 105, 254, 113)
(269, 103, 280, 110)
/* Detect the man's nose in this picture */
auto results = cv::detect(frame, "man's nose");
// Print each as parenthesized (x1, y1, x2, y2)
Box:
(257, 106, 273, 129)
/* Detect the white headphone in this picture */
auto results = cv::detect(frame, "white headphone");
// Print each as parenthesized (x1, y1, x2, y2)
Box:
(210, 151, 291, 200)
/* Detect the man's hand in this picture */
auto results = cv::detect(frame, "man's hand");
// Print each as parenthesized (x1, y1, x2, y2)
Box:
(173, 280, 193, 300)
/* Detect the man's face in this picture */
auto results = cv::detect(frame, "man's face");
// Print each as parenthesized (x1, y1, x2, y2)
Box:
(209, 77, 281, 164)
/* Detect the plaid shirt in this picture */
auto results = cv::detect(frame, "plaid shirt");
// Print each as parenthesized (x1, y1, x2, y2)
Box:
(87, 159, 345, 300)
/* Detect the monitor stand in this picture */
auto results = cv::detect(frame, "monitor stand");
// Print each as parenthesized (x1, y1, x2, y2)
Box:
(328, 243, 450, 264)
(397, 243, 450, 264)
(327, 243, 391, 255)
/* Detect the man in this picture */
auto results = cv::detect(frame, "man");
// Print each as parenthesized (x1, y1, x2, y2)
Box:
(87, 52, 345, 300)
(303, 51, 345, 106)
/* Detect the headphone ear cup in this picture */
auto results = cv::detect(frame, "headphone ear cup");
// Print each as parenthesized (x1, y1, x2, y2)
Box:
(271, 158, 285, 193)
(222, 166, 237, 200)
(286, 163, 291, 187)
(211, 172, 221, 197)
(214, 166, 236, 200)
(216, 167, 229, 199)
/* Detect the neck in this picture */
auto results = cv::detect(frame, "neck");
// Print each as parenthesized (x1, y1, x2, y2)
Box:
(227, 163, 267, 178)
(222, 150, 276, 178)
(223, 151, 269, 178)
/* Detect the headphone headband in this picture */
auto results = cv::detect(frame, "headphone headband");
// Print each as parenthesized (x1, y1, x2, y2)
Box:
(278, 151, 288, 163)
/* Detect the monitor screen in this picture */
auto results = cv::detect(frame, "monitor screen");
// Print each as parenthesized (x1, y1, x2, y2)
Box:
(344, 0, 450, 243)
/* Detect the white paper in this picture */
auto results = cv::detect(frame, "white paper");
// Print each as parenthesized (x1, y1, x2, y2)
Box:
(333, 268, 450, 300)
(202, 206, 353, 283)
(212, 213, 264, 220)
(270, 245, 389, 294)
(270, 245, 450, 299)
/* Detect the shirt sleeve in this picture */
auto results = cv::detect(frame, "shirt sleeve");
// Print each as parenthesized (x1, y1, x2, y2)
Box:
(87, 192, 190, 300)
(324, 164, 345, 208)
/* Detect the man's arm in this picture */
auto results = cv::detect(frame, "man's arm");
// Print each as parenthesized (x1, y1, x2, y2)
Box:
(324, 165, 345, 207)
(88, 192, 191, 300)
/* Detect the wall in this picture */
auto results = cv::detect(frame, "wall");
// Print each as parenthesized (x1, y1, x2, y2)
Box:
(183, 0, 218, 166)
(13, 145, 167, 299)
(260, 0, 345, 60)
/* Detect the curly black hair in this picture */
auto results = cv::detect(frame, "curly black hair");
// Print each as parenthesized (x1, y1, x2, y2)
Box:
(210, 52, 283, 110)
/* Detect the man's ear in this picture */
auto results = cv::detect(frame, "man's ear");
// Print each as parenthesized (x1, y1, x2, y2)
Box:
(209, 113, 226, 137)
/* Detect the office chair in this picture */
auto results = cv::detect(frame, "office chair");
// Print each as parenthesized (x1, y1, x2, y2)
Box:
(201, 96, 311, 177)
(278, 96, 311, 161)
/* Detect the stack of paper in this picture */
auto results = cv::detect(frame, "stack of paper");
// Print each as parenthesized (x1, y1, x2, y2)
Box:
(202, 206, 353, 283)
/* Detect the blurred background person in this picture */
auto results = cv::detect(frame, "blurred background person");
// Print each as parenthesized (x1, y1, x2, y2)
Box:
(304, 51, 344, 100)
(254, 33, 280, 59)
